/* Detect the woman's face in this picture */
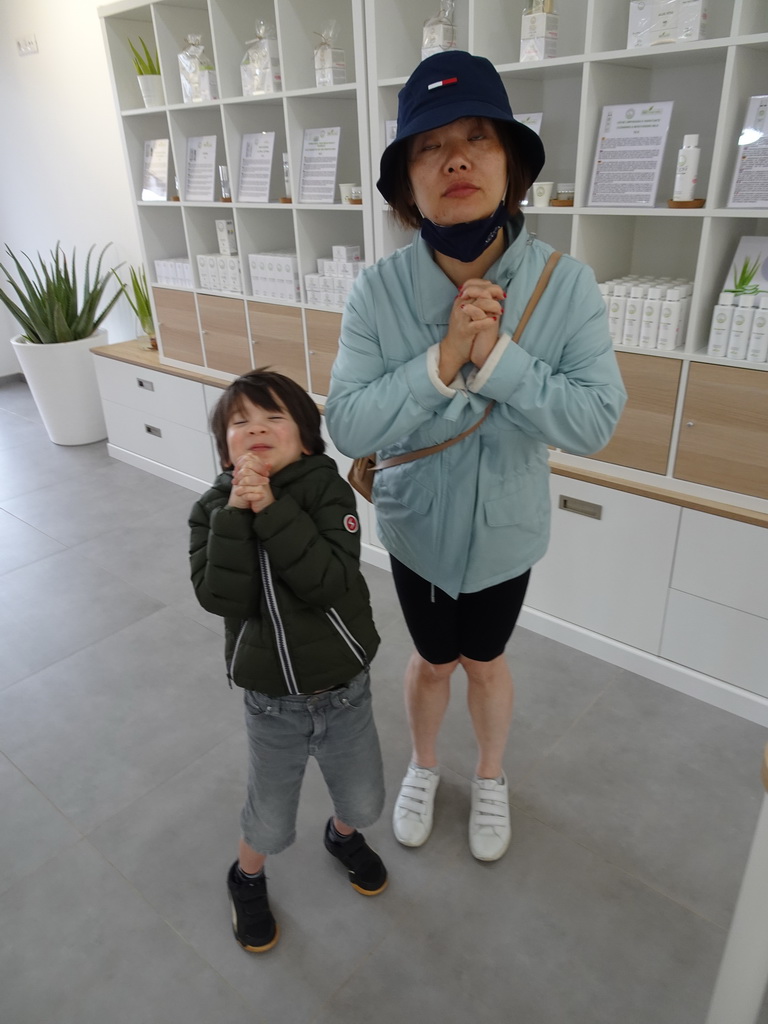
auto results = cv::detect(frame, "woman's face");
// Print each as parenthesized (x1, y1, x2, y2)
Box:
(407, 117, 508, 226)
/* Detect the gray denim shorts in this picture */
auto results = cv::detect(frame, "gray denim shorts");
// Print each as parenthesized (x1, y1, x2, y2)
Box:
(240, 670, 385, 855)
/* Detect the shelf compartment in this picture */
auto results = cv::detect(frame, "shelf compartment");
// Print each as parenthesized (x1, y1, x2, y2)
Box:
(138, 205, 189, 276)
(221, 102, 289, 202)
(305, 308, 342, 397)
(278, 0, 362, 92)
(248, 301, 309, 387)
(122, 110, 174, 200)
(474, 0, 588, 65)
(674, 362, 768, 499)
(153, 2, 217, 108)
(102, 6, 160, 113)
(153, 287, 204, 366)
(585, 351, 682, 475)
(208, 0, 281, 100)
(198, 293, 252, 374)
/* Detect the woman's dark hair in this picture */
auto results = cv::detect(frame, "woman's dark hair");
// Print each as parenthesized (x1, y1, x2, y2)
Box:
(210, 368, 325, 468)
(387, 119, 530, 230)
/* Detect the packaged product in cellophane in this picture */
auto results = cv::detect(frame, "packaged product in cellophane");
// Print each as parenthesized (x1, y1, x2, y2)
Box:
(421, 0, 457, 61)
(241, 22, 282, 95)
(178, 34, 219, 103)
(314, 21, 346, 87)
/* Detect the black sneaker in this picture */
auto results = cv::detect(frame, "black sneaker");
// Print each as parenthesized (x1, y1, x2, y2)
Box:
(324, 820, 388, 896)
(226, 862, 279, 952)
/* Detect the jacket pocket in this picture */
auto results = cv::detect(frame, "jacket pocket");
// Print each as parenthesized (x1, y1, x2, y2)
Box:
(483, 469, 549, 529)
(378, 466, 434, 515)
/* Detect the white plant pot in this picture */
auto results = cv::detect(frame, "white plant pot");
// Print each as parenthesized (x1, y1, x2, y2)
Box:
(137, 74, 164, 107)
(11, 330, 108, 446)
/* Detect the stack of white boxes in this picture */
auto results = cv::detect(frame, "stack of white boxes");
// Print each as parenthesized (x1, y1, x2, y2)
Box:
(248, 251, 302, 302)
(196, 219, 243, 294)
(627, 0, 707, 48)
(304, 245, 365, 311)
(154, 258, 193, 288)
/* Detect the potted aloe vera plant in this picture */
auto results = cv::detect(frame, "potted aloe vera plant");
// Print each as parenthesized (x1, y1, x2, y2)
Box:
(115, 264, 156, 349)
(130, 36, 164, 108)
(0, 242, 123, 445)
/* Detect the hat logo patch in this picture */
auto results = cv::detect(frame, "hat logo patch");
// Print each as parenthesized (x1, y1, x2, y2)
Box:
(427, 77, 458, 91)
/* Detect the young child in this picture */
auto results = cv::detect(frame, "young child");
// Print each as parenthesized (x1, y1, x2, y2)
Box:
(189, 369, 386, 953)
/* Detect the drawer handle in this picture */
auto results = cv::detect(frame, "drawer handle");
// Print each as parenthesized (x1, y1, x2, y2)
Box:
(137, 377, 155, 391)
(145, 424, 162, 438)
(558, 495, 602, 520)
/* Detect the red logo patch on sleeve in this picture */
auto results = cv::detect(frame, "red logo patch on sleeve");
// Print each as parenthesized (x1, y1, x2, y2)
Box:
(343, 513, 359, 533)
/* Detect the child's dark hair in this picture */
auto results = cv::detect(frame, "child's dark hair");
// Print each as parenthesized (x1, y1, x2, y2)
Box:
(211, 368, 325, 468)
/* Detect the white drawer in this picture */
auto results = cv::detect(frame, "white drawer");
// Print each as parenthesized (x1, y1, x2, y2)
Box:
(525, 478, 680, 654)
(661, 590, 768, 699)
(102, 399, 216, 483)
(95, 358, 209, 432)
(672, 509, 768, 620)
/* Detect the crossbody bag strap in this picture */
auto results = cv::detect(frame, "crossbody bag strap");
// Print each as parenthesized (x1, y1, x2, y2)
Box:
(511, 250, 562, 343)
(373, 250, 562, 474)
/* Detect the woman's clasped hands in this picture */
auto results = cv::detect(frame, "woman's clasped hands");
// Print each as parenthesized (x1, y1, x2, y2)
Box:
(229, 452, 274, 513)
(441, 278, 505, 379)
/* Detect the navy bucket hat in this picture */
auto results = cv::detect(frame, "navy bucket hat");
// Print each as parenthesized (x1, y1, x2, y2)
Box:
(377, 51, 546, 204)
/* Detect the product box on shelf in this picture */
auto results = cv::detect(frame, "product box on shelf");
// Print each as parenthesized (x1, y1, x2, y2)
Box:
(520, 11, 558, 61)
(627, 0, 707, 48)
(155, 258, 193, 288)
(215, 219, 237, 255)
(248, 251, 301, 302)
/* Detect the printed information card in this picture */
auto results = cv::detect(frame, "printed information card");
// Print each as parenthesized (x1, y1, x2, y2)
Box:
(728, 95, 768, 209)
(298, 127, 341, 204)
(142, 139, 169, 201)
(588, 101, 673, 207)
(185, 135, 217, 202)
(238, 132, 276, 203)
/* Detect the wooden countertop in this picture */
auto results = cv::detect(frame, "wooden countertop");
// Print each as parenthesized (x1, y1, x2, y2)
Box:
(92, 339, 768, 529)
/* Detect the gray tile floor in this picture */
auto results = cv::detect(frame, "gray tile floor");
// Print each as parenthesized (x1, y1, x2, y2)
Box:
(1, 376, 766, 1024)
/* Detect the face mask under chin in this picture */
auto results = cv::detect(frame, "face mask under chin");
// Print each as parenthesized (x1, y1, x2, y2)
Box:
(419, 202, 511, 263)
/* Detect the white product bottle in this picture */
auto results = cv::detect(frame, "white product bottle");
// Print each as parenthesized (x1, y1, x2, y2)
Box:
(707, 293, 734, 357)
(622, 286, 646, 347)
(672, 135, 700, 202)
(746, 296, 768, 363)
(656, 288, 682, 351)
(726, 296, 756, 360)
(639, 287, 664, 349)
(608, 284, 628, 345)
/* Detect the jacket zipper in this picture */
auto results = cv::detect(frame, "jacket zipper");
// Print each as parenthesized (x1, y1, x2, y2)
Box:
(326, 608, 369, 669)
(258, 544, 301, 694)
(227, 620, 247, 688)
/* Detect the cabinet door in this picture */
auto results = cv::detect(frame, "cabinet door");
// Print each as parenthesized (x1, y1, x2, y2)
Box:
(525, 477, 680, 653)
(305, 310, 342, 397)
(153, 288, 203, 366)
(674, 363, 768, 500)
(197, 295, 251, 376)
(247, 302, 307, 388)
(586, 352, 682, 475)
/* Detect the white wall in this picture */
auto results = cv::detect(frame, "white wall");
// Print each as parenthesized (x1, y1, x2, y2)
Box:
(0, 0, 142, 377)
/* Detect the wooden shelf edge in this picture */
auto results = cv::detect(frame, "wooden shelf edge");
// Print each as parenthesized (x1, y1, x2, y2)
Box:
(91, 339, 229, 389)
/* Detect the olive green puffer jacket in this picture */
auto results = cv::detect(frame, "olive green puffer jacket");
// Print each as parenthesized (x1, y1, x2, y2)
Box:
(189, 454, 379, 695)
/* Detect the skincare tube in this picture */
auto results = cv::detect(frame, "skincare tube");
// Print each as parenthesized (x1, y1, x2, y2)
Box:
(746, 297, 768, 363)
(608, 285, 627, 345)
(672, 135, 700, 202)
(621, 286, 646, 347)
(707, 293, 734, 357)
(656, 288, 682, 351)
(726, 296, 756, 360)
(639, 287, 664, 349)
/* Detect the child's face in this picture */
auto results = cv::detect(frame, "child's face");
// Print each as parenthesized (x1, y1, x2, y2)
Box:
(226, 395, 309, 474)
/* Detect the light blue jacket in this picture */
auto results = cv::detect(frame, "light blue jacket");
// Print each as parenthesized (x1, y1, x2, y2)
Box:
(325, 224, 626, 598)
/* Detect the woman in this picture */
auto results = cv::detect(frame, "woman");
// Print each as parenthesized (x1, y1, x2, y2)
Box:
(325, 51, 626, 862)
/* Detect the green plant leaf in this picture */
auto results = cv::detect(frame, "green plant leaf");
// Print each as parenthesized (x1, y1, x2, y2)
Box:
(0, 242, 122, 344)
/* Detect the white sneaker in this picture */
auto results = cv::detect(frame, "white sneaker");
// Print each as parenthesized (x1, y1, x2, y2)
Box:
(392, 764, 440, 847)
(469, 774, 511, 862)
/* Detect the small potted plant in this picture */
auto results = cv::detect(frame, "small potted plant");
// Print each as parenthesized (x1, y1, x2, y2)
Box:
(0, 242, 123, 445)
(130, 37, 164, 108)
(115, 264, 156, 349)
